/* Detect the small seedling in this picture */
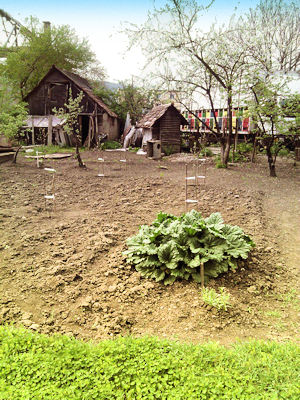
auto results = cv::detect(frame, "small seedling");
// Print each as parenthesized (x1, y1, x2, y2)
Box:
(201, 287, 231, 311)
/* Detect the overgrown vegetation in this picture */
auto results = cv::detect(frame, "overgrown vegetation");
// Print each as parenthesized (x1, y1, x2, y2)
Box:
(24, 145, 76, 154)
(53, 90, 85, 168)
(201, 287, 232, 311)
(0, 76, 28, 163)
(0, 326, 299, 400)
(94, 82, 160, 125)
(101, 140, 122, 150)
(124, 210, 254, 285)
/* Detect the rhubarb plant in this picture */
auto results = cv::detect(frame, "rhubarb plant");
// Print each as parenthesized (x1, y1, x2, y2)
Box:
(123, 210, 254, 285)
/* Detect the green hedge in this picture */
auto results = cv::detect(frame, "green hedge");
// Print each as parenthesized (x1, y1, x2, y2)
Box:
(0, 327, 299, 399)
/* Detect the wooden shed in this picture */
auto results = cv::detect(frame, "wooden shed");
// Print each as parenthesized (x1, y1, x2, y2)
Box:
(24, 65, 119, 146)
(136, 103, 188, 154)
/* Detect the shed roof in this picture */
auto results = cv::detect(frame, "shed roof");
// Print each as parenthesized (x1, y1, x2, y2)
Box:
(24, 115, 65, 128)
(137, 103, 188, 128)
(24, 65, 118, 119)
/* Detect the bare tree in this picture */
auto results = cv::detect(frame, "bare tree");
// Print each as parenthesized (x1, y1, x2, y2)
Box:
(239, 0, 300, 74)
(126, 0, 247, 166)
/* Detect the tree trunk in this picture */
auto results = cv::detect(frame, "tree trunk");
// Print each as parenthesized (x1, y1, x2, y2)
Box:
(266, 146, 277, 177)
(12, 146, 21, 164)
(223, 136, 231, 166)
(251, 135, 257, 163)
(75, 137, 85, 168)
(220, 136, 226, 165)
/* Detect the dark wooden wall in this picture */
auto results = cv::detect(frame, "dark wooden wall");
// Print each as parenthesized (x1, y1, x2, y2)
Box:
(157, 107, 181, 153)
(27, 70, 97, 116)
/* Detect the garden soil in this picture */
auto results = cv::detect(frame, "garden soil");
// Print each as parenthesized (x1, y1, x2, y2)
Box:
(0, 150, 299, 344)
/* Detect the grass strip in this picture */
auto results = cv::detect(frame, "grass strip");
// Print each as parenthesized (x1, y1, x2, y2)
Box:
(0, 326, 299, 399)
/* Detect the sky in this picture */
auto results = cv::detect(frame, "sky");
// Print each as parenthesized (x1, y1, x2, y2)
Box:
(1, 0, 259, 82)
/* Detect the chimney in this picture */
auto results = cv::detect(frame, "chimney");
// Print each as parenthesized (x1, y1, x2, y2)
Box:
(43, 21, 51, 32)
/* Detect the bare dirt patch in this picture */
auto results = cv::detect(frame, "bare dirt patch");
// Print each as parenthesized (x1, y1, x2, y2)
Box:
(0, 150, 299, 344)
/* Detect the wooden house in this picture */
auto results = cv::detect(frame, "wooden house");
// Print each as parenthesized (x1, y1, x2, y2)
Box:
(136, 103, 187, 153)
(24, 65, 119, 146)
(136, 103, 188, 153)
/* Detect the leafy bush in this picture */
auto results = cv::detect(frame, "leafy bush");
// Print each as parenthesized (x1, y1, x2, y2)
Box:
(229, 150, 247, 162)
(236, 142, 253, 154)
(201, 287, 231, 311)
(128, 146, 140, 153)
(199, 147, 213, 157)
(123, 210, 254, 285)
(162, 145, 174, 156)
(0, 326, 299, 400)
(277, 147, 291, 157)
(101, 140, 122, 149)
(215, 159, 227, 168)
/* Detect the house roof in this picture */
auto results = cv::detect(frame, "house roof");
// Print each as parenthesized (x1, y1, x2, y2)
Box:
(24, 65, 118, 119)
(136, 103, 188, 128)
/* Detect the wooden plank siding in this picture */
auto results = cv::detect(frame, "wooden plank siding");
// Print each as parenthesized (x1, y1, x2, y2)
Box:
(158, 108, 181, 153)
(24, 65, 120, 145)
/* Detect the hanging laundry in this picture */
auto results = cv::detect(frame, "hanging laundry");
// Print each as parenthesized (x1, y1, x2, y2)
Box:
(237, 118, 242, 131)
(232, 117, 237, 128)
(243, 118, 249, 131)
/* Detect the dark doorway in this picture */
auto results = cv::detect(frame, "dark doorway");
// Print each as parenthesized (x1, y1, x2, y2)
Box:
(81, 116, 89, 145)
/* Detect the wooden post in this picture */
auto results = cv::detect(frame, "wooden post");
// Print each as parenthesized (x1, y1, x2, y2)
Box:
(185, 164, 188, 213)
(31, 117, 35, 145)
(95, 114, 99, 145)
(194, 162, 198, 210)
(200, 263, 205, 288)
(48, 115, 53, 146)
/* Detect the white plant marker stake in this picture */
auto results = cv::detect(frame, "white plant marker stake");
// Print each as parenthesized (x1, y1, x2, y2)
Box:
(44, 167, 56, 214)
(97, 157, 105, 177)
(120, 149, 127, 169)
(185, 163, 198, 212)
(36, 151, 40, 168)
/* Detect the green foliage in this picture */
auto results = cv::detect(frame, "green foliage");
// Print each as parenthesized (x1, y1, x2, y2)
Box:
(101, 140, 122, 150)
(201, 287, 231, 311)
(94, 82, 160, 124)
(53, 89, 84, 138)
(0, 326, 299, 399)
(53, 90, 85, 167)
(3, 17, 96, 97)
(236, 143, 253, 154)
(229, 151, 247, 163)
(24, 145, 78, 154)
(215, 160, 227, 168)
(123, 210, 254, 285)
(128, 146, 140, 153)
(0, 76, 28, 143)
(199, 147, 213, 157)
(277, 147, 292, 157)
(162, 145, 174, 156)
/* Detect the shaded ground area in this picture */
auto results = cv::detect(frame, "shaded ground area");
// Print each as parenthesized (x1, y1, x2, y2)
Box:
(0, 150, 299, 344)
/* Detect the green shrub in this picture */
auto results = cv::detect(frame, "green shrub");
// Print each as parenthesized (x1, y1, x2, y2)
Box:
(163, 145, 174, 156)
(277, 147, 291, 157)
(101, 140, 122, 150)
(229, 150, 247, 162)
(128, 146, 140, 153)
(215, 160, 227, 168)
(123, 210, 254, 285)
(0, 326, 299, 400)
(199, 147, 213, 157)
(201, 287, 231, 311)
(24, 145, 74, 154)
(236, 142, 253, 154)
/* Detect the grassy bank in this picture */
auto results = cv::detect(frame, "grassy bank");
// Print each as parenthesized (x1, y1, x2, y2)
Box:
(0, 326, 299, 399)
